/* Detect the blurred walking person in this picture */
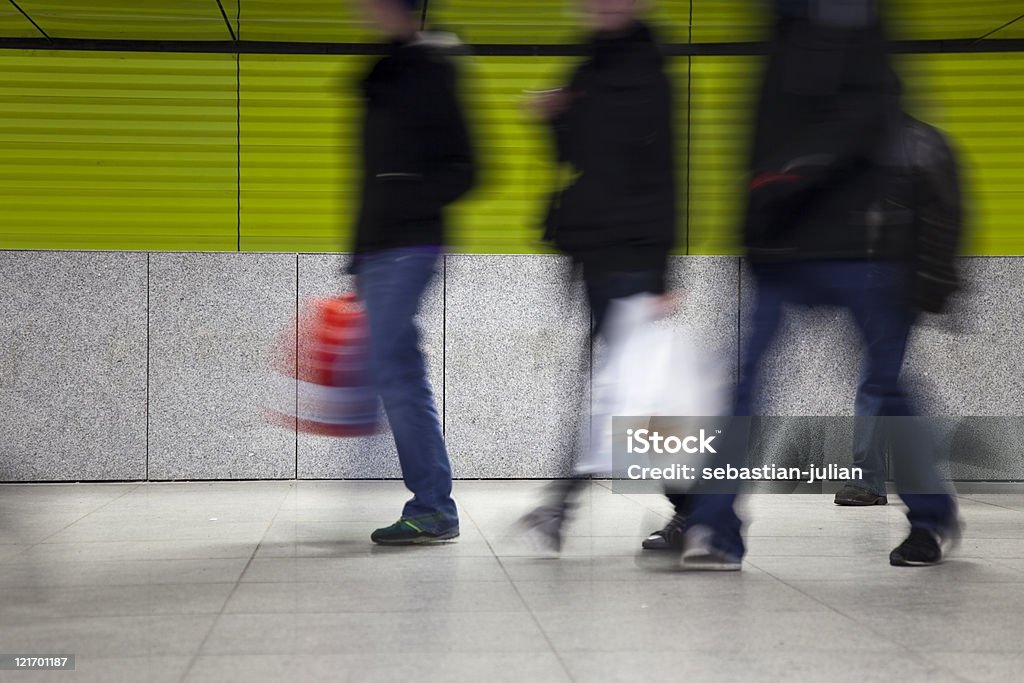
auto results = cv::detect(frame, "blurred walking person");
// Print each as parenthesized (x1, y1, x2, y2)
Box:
(351, 0, 475, 544)
(833, 109, 964, 509)
(682, 0, 963, 569)
(518, 0, 681, 553)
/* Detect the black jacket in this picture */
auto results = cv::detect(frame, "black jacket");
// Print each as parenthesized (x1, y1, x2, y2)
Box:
(742, 10, 965, 312)
(543, 22, 677, 292)
(743, 8, 902, 261)
(350, 38, 475, 264)
(900, 115, 964, 313)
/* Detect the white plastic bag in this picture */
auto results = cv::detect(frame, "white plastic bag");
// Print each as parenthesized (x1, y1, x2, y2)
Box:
(573, 294, 729, 477)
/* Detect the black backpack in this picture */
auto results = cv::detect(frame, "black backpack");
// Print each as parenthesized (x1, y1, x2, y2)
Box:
(896, 114, 965, 314)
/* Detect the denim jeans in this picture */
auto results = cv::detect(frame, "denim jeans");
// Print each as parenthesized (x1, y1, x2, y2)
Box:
(850, 376, 888, 496)
(695, 260, 955, 559)
(355, 247, 457, 530)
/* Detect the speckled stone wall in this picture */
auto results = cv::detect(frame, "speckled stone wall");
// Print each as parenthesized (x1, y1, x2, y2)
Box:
(905, 258, 1024, 479)
(444, 254, 590, 478)
(0, 251, 147, 481)
(1, 252, 1021, 482)
(147, 253, 297, 480)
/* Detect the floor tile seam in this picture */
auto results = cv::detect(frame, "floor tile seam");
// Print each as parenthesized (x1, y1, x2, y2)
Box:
(744, 557, 974, 682)
(23, 482, 148, 551)
(177, 481, 296, 681)
(457, 485, 578, 682)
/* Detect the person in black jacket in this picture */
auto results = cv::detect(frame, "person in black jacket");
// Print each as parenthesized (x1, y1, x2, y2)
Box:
(678, 0, 962, 569)
(518, 0, 680, 554)
(541, 4, 676, 311)
(834, 112, 965, 506)
(351, 0, 475, 545)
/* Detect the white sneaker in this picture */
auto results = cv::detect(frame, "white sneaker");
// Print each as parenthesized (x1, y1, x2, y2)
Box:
(680, 525, 742, 571)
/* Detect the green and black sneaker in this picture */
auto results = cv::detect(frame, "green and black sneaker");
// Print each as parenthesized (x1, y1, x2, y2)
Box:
(371, 515, 460, 545)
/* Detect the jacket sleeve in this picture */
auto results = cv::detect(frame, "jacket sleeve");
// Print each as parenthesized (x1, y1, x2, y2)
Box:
(418, 60, 477, 208)
(631, 72, 677, 252)
(541, 74, 579, 242)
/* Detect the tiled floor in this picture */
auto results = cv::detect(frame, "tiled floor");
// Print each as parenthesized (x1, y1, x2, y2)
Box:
(2, 481, 1024, 682)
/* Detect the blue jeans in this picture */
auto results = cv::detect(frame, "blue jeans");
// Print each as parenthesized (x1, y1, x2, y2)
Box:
(850, 376, 888, 496)
(696, 260, 955, 559)
(355, 248, 457, 530)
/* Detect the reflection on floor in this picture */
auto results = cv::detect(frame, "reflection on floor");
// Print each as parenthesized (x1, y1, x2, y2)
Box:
(2, 480, 1024, 683)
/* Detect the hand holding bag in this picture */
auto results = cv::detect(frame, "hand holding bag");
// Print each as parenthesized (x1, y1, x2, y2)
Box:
(266, 294, 380, 437)
(573, 294, 729, 481)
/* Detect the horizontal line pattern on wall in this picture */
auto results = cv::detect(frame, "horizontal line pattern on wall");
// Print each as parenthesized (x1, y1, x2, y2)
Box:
(689, 56, 754, 256)
(234, 0, 370, 43)
(6, 0, 1017, 45)
(448, 57, 580, 255)
(900, 53, 1024, 255)
(428, 0, 690, 44)
(4, 39, 1024, 56)
(13, 0, 235, 40)
(0, 50, 237, 250)
(238, 54, 367, 253)
(0, 3, 42, 38)
(1, 47, 1024, 254)
(693, 0, 1024, 43)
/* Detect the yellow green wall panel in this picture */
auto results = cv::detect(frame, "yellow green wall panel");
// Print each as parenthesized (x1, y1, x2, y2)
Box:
(691, 0, 766, 43)
(15, 1, 234, 40)
(692, 1, 1021, 43)
(236, 0, 373, 43)
(999, 18, 1024, 40)
(431, 2, 689, 44)
(3, 47, 1024, 255)
(430, 1, 577, 45)
(240, 55, 685, 255)
(899, 53, 1024, 255)
(449, 57, 576, 253)
(688, 56, 757, 255)
(239, 54, 369, 252)
(239, 55, 574, 254)
(884, 1, 1021, 41)
(0, 50, 236, 251)
(0, 4, 43, 38)
(2, 1, 1019, 43)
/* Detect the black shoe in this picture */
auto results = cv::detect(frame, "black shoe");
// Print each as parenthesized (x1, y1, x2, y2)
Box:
(834, 484, 888, 506)
(890, 527, 952, 566)
(371, 516, 459, 545)
(642, 512, 686, 550)
(518, 504, 569, 556)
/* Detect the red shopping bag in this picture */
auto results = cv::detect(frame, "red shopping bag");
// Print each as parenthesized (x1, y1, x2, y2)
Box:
(266, 294, 380, 436)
